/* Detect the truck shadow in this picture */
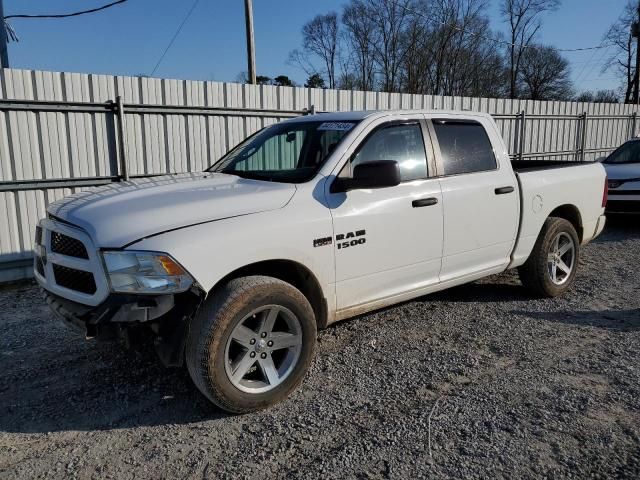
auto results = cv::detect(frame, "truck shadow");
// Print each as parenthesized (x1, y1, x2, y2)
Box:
(426, 281, 528, 303)
(595, 214, 640, 243)
(0, 337, 229, 434)
(513, 308, 640, 331)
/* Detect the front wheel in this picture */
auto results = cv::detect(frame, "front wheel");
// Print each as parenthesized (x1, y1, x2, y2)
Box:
(185, 276, 317, 413)
(518, 217, 580, 297)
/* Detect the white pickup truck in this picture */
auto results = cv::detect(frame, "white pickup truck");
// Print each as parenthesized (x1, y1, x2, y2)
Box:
(35, 110, 607, 413)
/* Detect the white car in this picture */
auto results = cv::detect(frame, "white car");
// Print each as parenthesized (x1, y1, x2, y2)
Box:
(602, 139, 640, 214)
(34, 110, 607, 412)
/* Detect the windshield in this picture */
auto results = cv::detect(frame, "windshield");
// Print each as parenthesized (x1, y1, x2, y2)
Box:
(208, 120, 359, 183)
(604, 141, 640, 165)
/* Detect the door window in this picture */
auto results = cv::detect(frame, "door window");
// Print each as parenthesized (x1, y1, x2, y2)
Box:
(432, 121, 497, 176)
(349, 123, 428, 182)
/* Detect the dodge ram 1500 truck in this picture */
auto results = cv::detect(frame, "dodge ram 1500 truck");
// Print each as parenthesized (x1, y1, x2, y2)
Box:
(35, 110, 607, 413)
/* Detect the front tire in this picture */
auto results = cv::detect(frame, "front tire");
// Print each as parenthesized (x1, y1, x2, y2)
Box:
(518, 217, 580, 297)
(185, 275, 316, 413)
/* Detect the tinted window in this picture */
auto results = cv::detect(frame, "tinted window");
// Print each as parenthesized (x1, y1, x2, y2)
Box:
(433, 121, 497, 175)
(351, 123, 428, 181)
(604, 141, 640, 164)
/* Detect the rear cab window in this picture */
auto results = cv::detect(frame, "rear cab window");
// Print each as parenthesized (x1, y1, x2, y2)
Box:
(432, 120, 497, 176)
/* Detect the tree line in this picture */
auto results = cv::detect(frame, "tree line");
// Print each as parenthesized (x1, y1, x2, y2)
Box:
(273, 0, 624, 103)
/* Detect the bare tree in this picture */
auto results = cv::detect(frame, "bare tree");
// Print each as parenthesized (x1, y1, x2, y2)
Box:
(366, 0, 414, 92)
(594, 89, 620, 103)
(342, 0, 377, 91)
(603, 1, 637, 103)
(287, 49, 318, 78)
(576, 90, 619, 103)
(298, 12, 339, 88)
(399, 0, 508, 97)
(501, 0, 560, 98)
(291, 0, 511, 97)
(518, 45, 572, 100)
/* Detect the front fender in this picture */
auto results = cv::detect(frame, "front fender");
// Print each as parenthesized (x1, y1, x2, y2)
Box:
(128, 194, 335, 307)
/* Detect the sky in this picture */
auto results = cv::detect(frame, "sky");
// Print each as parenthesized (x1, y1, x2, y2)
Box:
(1, 0, 629, 94)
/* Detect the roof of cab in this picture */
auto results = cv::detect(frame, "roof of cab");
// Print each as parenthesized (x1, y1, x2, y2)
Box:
(281, 109, 493, 124)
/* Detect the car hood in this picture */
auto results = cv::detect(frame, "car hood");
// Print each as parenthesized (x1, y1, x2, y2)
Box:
(603, 162, 640, 180)
(47, 173, 296, 247)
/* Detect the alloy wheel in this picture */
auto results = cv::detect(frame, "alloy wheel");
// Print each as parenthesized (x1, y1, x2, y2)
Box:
(547, 232, 576, 285)
(224, 305, 303, 394)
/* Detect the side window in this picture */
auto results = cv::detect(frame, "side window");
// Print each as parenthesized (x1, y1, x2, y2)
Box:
(432, 121, 497, 176)
(351, 123, 428, 182)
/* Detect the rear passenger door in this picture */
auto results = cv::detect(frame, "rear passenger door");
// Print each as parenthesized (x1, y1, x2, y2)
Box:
(430, 117, 519, 282)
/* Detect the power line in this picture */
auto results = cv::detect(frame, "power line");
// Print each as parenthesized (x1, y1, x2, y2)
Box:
(3, 0, 129, 20)
(390, 0, 613, 53)
(574, 46, 612, 87)
(573, 48, 600, 84)
(149, 0, 200, 77)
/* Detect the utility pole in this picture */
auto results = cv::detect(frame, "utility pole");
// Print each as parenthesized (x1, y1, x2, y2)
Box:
(0, 0, 9, 69)
(244, 0, 256, 85)
(633, 3, 640, 104)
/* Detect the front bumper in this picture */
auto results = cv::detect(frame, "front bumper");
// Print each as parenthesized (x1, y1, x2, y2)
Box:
(45, 290, 176, 335)
(44, 286, 204, 366)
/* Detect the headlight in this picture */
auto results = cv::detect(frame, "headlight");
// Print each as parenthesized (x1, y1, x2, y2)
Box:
(102, 251, 193, 294)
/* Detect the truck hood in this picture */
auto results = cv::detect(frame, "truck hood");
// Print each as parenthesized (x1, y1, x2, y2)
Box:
(603, 162, 640, 180)
(47, 173, 296, 247)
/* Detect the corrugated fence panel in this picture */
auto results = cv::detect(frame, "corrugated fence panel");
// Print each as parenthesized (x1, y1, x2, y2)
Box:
(1, 67, 639, 281)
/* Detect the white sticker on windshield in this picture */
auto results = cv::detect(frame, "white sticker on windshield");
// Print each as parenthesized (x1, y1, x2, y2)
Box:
(318, 122, 354, 131)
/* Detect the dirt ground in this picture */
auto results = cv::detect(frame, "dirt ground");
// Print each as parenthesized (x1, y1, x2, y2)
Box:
(1, 217, 639, 479)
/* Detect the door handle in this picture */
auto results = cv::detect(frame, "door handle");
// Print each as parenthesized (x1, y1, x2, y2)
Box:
(495, 186, 515, 195)
(412, 197, 438, 208)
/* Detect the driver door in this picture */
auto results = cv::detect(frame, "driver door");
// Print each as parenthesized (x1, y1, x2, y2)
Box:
(326, 117, 444, 312)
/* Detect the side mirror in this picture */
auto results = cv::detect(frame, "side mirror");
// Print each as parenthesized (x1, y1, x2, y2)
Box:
(332, 160, 401, 193)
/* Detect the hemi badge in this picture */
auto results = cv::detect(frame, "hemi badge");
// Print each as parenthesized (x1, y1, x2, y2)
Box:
(313, 236, 332, 248)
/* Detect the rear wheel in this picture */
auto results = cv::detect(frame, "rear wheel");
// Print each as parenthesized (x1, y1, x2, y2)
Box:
(518, 217, 580, 297)
(185, 275, 316, 413)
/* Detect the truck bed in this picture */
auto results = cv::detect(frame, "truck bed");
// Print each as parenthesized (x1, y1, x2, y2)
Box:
(511, 160, 597, 173)
(509, 160, 606, 269)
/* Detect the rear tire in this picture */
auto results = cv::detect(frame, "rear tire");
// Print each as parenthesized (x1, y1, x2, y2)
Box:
(518, 217, 580, 298)
(185, 275, 316, 413)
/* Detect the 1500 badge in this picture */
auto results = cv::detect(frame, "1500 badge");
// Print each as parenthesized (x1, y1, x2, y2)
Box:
(313, 229, 367, 249)
(336, 229, 366, 249)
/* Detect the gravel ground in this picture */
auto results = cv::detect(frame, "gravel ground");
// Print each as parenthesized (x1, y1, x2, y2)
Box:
(1, 217, 639, 479)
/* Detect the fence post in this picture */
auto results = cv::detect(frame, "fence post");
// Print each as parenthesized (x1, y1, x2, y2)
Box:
(580, 112, 588, 161)
(115, 95, 129, 181)
(518, 110, 526, 161)
(631, 112, 637, 139)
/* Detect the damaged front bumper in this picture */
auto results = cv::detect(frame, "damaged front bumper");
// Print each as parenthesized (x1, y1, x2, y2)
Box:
(44, 286, 204, 366)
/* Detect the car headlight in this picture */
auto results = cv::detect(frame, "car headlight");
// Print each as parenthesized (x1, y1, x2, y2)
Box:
(102, 251, 193, 294)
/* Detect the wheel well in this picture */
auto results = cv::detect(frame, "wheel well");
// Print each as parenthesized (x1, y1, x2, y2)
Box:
(214, 260, 328, 329)
(549, 204, 583, 241)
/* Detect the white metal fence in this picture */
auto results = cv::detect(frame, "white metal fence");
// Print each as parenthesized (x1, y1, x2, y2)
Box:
(1, 67, 638, 282)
